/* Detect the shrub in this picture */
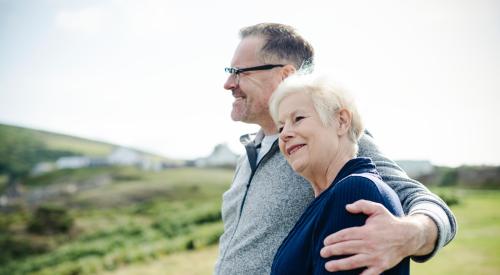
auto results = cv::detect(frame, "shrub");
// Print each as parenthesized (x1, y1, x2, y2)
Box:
(437, 192, 461, 206)
(0, 235, 50, 263)
(28, 204, 74, 234)
(440, 169, 459, 186)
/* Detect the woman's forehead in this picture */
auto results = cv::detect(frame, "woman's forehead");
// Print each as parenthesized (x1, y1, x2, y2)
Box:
(278, 94, 314, 117)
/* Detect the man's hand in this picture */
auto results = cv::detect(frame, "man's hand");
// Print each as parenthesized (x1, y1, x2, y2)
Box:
(320, 200, 438, 275)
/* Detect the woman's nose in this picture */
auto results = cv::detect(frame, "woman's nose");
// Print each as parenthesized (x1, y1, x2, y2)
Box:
(279, 124, 293, 141)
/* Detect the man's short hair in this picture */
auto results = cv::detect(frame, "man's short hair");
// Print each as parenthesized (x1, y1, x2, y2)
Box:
(240, 23, 314, 71)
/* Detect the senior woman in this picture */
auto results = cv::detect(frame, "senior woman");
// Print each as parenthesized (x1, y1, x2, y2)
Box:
(269, 74, 409, 275)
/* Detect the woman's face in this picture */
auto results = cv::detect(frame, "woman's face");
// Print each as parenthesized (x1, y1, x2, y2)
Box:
(277, 92, 339, 177)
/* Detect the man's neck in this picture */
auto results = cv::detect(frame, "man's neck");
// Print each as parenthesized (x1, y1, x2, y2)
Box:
(260, 120, 279, 136)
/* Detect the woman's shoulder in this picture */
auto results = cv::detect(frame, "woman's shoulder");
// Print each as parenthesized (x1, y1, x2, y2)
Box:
(333, 172, 387, 193)
(328, 172, 404, 216)
(321, 174, 379, 204)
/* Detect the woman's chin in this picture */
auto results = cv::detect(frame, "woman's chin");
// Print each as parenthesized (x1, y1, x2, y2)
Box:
(291, 161, 306, 175)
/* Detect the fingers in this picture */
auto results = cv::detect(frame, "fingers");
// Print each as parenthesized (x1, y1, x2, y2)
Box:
(323, 226, 363, 246)
(345, 199, 386, 216)
(320, 240, 365, 258)
(324, 254, 368, 272)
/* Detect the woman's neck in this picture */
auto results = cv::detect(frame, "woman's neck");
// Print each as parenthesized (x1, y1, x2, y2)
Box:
(308, 144, 354, 197)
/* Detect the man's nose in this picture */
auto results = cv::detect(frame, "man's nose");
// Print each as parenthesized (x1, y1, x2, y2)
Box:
(224, 74, 237, 90)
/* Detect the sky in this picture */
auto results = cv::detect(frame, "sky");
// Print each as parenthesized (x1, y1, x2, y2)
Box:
(0, 0, 499, 167)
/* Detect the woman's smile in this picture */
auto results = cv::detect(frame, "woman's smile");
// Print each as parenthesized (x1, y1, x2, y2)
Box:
(287, 144, 306, 155)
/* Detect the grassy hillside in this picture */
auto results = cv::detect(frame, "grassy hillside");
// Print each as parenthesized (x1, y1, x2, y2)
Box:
(0, 123, 115, 157)
(104, 188, 500, 275)
(0, 123, 174, 192)
(0, 167, 234, 275)
(0, 123, 171, 160)
(2, 164, 499, 274)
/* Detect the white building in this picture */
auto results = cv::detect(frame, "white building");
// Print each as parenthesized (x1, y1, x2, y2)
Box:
(107, 147, 142, 166)
(195, 144, 239, 168)
(56, 156, 91, 169)
(31, 162, 56, 176)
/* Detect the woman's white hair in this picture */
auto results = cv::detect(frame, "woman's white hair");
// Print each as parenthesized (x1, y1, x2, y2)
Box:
(269, 73, 364, 154)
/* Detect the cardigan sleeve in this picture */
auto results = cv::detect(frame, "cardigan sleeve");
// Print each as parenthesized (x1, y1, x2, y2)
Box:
(312, 176, 409, 275)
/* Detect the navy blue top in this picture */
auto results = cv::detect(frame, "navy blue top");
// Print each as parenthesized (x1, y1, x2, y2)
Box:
(271, 158, 410, 275)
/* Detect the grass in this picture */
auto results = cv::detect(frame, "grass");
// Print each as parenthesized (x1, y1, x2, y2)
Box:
(0, 167, 233, 275)
(412, 189, 500, 275)
(0, 123, 171, 161)
(4, 166, 499, 275)
(38, 132, 113, 157)
(104, 188, 500, 275)
(100, 245, 220, 275)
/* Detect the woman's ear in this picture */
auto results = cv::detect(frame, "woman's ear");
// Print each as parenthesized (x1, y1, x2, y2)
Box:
(281, 64, 296, 80)
(336, 109, 352, 136)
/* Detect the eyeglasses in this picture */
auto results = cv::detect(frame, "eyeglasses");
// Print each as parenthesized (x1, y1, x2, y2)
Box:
(224, 64, 284, 85)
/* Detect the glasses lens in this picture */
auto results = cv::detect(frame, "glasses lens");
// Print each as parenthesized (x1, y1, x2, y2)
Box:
(225, 67, 237, 74)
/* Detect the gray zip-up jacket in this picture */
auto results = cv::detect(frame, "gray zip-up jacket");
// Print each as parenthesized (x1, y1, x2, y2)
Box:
(214, 131, 457, 274)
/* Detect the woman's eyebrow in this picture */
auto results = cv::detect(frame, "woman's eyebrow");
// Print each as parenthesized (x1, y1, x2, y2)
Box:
(278, 110, 294, 124)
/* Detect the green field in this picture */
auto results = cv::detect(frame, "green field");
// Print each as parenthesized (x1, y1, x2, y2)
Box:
(412, 189, 500, 275)
(0, 167, 233, 275)
(1, 166, 499, 275)
(105, 188, 500, 275)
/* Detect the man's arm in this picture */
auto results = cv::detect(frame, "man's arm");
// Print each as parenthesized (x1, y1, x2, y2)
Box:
(359, 132, 457, 259)
(320, 132, 457, 273)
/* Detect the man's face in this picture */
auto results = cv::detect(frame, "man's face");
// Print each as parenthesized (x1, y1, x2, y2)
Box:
(224, 36, 284, 127)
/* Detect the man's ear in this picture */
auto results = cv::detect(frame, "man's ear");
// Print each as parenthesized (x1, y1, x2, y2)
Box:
(336, 109, 352, 136)
(282, 64, 296, 80)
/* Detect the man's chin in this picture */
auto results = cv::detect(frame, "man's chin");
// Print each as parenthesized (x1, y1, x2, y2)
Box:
(231, 110, 247, 122)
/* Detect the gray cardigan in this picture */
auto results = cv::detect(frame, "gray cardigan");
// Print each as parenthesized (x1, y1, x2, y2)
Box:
(214, 131, 457, 275)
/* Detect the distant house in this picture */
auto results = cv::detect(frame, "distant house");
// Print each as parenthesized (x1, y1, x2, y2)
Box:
(107, 147, 142, 166)
(107, 147, 164, 171)
(396, 160, 434, 178)
(56, 156, 91, 169)
(30, 147, 166, 176)
(139, 158, 163, 171)
(31, 162, 56, 176)
(195, 144, 239, 168)
(89, 157, 109, 167)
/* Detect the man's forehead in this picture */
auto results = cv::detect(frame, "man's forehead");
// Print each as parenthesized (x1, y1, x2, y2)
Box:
(230, 36, 265, 67)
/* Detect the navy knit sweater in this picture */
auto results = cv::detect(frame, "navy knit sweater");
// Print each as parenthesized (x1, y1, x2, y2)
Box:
(271, 157, 410, 275)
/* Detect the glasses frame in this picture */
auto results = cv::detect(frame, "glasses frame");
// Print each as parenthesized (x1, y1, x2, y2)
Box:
(225, 64, 284, 85)
(224, 64, 285, 75)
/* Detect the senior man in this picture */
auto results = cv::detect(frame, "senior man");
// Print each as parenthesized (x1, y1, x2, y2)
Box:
(215, 23, 456, 275)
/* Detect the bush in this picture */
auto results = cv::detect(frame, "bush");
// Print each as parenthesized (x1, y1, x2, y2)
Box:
(0, 235, 50, 263)
(28, 205, 74, 234)
(440, 169, 459, 186)
(437, 192, 461, 206)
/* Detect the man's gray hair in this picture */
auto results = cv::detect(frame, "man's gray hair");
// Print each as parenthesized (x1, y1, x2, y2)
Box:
(269, 73, 364, 155)
(240, 23, 314, 71)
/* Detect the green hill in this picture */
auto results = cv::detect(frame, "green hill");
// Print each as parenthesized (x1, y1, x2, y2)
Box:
(0, 123, 113, 158)
(0, 123, 173, 191)
(0, 123, 171, 158)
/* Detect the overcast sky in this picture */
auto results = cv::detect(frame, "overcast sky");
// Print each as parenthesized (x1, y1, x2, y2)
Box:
(0, 0, 499, 167)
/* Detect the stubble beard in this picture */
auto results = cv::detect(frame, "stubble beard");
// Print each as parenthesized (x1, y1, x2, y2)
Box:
(231, 97, 249, 122)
